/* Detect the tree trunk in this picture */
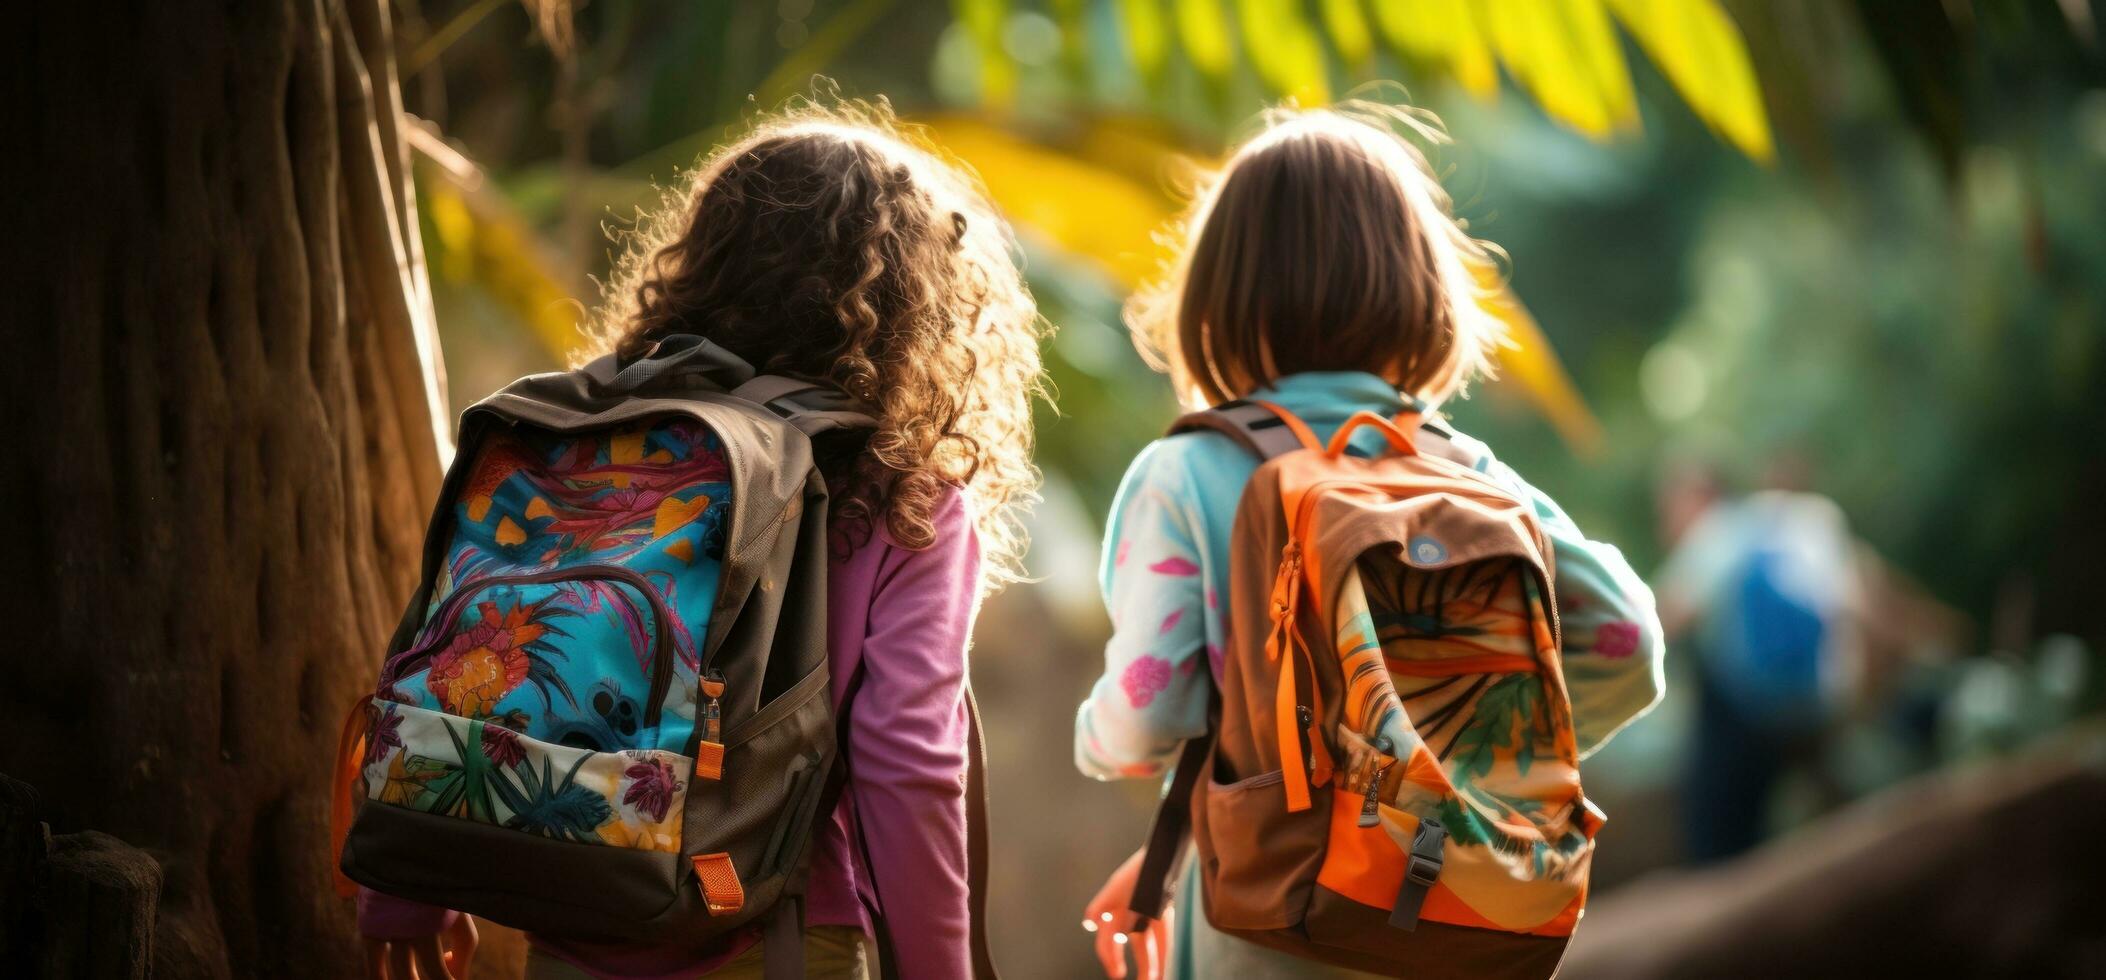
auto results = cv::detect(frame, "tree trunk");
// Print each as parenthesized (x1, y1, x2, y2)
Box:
(3, 1, 447, 975)
(1562, 732, 2106, 978)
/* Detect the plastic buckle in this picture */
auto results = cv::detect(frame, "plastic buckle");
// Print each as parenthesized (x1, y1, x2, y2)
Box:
(1407, 851, 1443, 888)
(1408, 818, 1446, 887)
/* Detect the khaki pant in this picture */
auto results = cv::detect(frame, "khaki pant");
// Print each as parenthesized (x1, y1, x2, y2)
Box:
(525, 926, 869, 979)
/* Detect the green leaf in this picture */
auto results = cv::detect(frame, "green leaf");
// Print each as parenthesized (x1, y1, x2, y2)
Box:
(756, 0, 902, 107)
(1117, 0, 1171, 81)
(1173, 0, 1234, 79)
(1318, 0, 1373, 68)
(1484, 0, 1638, 138)
(1236, 0, 1330, 103)
(952, 0, 1016, 106)
(1374, 0, 1497, 98)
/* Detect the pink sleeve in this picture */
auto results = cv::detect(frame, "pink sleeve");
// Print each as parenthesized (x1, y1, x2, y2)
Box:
(356, 886, 459, 939)
(849, 493, 980, 980)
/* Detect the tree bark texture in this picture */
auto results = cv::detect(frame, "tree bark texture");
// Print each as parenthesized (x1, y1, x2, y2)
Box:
(3, 1, 447, 975)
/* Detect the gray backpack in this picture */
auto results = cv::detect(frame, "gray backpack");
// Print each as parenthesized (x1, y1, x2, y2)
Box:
(337, 335, 996, 978)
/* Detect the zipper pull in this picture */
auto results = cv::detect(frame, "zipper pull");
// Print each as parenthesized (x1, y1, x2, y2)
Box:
(702, 669, 725, 745)
(1358, 738, 1393, 828)
(694, 669, 728, 781)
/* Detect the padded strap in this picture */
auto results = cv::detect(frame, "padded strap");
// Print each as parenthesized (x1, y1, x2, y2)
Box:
(837, 667, 1001, 979)
(761, 897, 806, 980)
(1174, 399, 1472, 465)
(1168, 400, 1314, 460)
(730, 374, 880, 438)
(1128, 732, 1212, 921)
(964, 690, 999, 979)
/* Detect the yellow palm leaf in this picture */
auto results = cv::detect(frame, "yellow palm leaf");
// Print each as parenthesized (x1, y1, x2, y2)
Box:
(930, 115, 1601, 453)
(923, 116, 1180, 289)
(1604, 0, 1774, 161)
(416, 157, 585, 362)
(1483, 0, 1638, 138)
(1374, 0, 1498, 99)
(1118, 0, 1171, 80)
(953, 0, 1017, 106)
(1173, 0, 1235, 79)
(1319, 0, 1374, 68)
(1237, 0, 1331, 104)
(1476, 262, 1604, 455)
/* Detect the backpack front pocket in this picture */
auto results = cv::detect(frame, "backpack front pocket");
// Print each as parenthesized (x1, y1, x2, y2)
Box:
(377, 564, 697, 755)
(1196, 761, 1328, 931)
(361, 699, 691, 853)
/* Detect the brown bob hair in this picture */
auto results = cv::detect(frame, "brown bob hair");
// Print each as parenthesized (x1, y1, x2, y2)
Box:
(1127, 101, 1504, 408)
(588, 97, 1045, 592)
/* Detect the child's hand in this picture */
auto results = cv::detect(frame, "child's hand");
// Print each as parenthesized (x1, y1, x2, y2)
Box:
(1082, 847, 1172, 980)
(363, 912, 477, 980)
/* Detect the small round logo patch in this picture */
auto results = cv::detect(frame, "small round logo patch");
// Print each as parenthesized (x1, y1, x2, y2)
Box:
(1407, 535, 1448, 565)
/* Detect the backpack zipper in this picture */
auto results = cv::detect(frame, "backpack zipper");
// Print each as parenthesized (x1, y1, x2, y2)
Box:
(386, 564, 680, 730)
(701, 668, 725, 745)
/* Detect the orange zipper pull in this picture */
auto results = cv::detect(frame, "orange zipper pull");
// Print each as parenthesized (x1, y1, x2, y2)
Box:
(695, 670, 727, 781)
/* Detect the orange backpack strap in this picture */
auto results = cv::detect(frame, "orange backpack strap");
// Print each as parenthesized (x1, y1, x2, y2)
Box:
(1167, 400, 1320, 459)
(330, 698, 372, 899)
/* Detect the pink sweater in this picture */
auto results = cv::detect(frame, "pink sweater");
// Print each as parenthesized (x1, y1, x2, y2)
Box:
(360, 489, 981, 979)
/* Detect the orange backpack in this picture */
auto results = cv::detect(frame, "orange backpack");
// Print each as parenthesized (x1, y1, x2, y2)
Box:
(1129, 401, 1600, 978)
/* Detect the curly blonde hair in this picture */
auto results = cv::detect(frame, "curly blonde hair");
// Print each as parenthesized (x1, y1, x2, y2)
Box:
(1127, 100, 1504, 409)
(588, 97, 1045, 592)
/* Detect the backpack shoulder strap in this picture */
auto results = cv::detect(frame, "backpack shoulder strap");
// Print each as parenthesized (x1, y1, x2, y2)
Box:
(1167, 399, 1320, 460)
(1174, 399, 1480, 468)
(730, 374, 879, 438)
(822, 666, 1001, 980)
(1128, 730, 1211, 921)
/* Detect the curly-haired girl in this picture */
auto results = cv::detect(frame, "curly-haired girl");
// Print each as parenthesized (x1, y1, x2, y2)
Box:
(360, 96, 1044, 980)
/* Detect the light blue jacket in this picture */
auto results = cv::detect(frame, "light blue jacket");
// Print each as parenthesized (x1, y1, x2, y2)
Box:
(1075, 371, 1666, 782)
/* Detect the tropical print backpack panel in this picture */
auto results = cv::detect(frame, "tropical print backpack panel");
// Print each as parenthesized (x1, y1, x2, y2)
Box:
(360, 417, 729, 853)
(1321, 558, 1593, 936)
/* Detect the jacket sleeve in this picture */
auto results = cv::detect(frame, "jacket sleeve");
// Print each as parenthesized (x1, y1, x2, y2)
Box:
(847, 491, 979, 980)
(1462, 438, 1666, 758)
(1075, 440, 1214, 780)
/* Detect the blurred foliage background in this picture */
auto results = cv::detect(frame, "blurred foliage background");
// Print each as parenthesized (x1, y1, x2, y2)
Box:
(392, 0, 2105, 972)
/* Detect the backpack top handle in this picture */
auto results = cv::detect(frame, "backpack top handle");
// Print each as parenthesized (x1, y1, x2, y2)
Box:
(1325, 410, 1423, 459)
(1171, 399, 1430, 463)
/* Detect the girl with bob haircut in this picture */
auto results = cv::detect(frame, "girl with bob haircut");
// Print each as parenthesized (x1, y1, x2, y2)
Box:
(1073, 102, 1665, 979)
(360, 96, 1044, 980)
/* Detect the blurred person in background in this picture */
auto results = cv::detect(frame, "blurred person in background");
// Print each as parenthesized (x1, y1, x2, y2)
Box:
(1658, 454, 1857, 862)
(1658, 453, 1967, 864)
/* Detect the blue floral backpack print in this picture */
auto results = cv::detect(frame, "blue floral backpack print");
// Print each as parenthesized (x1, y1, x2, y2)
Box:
(332, 335, 989, 977)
